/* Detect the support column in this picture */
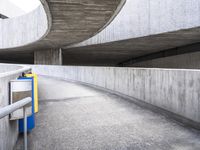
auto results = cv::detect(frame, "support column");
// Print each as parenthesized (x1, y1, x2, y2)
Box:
(34, 49, 62, 65)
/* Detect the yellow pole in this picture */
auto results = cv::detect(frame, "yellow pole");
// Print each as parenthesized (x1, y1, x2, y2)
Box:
(25, 73, 39, 113)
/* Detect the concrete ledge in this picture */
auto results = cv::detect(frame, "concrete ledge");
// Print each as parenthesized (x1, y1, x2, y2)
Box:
(0, 64, 31, 78)
(0, 64, 30, 150)
(0, 4, 48, 49)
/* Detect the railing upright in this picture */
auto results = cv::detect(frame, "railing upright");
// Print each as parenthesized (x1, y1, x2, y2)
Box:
(0, 97, 31, 150)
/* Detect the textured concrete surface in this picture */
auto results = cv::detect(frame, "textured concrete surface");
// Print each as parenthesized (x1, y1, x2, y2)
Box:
(32, 65, 200, 125)
(68, 0, 200, 47)
(2, 0, 200, 66)
(0, 0, 124, 64)
(0, 64, 30, 150)
(0, 65, 21, 73)
(61, 0, 200, 66)
(37, 76, 100, 101)
(0, 0, 124, 51)
(0, 5, 48, 49)
(34, 49, 62, 65)
(131, 51, 200, 69)
(62, 31, 200, 66)
(118, 43, 200, 67)
(15, 76, 200, 150)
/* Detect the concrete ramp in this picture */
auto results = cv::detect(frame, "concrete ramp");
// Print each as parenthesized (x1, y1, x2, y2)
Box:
(15, 76, 200, 150)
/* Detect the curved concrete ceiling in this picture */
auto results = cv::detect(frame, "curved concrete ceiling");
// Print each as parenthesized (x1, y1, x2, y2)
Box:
(0, 0, 125, 51)
(67, 0, 200, 48)
(62, 0, 200, 66)
(1, 0, 200, 66)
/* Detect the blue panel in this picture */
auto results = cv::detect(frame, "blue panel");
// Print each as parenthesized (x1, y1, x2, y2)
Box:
(18, 77, 35, 133)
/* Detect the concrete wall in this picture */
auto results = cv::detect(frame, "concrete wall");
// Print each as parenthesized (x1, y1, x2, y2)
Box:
(32, 65, 200, 128)
(0, 5, 48, 49)
(0, 64, 30, 150)
(0, 65, 21, 73)
(67, 0, 200, 48)
(132, 51, 200, 69)
(34, 49, 62, 65)
(61, 0, 200, 66)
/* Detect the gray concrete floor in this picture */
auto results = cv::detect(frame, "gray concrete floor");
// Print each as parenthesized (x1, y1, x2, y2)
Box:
(15, 76, 200, 150)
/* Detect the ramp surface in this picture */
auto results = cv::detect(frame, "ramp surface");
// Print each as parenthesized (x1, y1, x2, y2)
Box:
(15, 76, 200, 150)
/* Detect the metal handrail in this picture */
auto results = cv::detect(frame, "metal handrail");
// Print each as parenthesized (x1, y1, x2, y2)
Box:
(0, 97, 32, 150)
(0, 97, 31, 119)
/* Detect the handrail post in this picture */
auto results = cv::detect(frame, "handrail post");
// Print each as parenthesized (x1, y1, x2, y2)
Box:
(23, 107, 27, 150)
(0, 97, 31, 150)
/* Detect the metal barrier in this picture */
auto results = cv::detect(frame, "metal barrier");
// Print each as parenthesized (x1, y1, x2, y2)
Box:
(0, 97, 32, 150)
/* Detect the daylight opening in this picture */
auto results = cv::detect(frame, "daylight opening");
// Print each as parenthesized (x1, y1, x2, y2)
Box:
(0, 0, 40, 19)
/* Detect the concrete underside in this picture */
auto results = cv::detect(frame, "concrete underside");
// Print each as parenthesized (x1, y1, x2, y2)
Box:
(62, 28, 200, 66)
(1, 28, 200, 65)
(1, 0, 200, 66)
(15, 76, 200, 150)
(0, 0, 123, 52)
(0, 0, 124, 64)
(131, 51, 200, 69)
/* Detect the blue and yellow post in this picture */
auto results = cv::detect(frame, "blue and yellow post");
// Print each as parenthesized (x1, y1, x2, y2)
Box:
(18, 72, 39, 132)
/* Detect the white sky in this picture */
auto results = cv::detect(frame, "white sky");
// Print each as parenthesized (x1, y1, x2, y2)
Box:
(9, 0, 40, 12)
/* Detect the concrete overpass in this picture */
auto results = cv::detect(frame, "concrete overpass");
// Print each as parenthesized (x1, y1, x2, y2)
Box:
(1, 0, 200, 67)
(63, 0, 200, 66)
(1, 1, 200, 150)
(0, 0, 125, 64)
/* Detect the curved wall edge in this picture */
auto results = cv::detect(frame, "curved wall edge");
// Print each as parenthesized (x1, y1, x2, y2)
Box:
(32, 65, 200, 129)
(0, 64, 31, 150)
(0, 1, 50, 49)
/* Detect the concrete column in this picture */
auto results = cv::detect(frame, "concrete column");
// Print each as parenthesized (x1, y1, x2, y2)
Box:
(34, 49, 62, 65)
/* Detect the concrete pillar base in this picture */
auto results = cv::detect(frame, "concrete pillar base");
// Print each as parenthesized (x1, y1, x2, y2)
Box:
(34, 49, 62, 65)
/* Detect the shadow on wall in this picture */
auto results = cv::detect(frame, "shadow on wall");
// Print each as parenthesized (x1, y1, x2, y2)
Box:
(32, 65, 200, 129)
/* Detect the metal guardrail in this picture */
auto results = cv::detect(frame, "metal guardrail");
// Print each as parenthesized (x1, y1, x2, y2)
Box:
(0, 97, 32, 150)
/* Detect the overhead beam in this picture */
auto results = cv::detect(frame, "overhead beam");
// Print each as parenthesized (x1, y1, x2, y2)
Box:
(118, 43, 200, 67)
